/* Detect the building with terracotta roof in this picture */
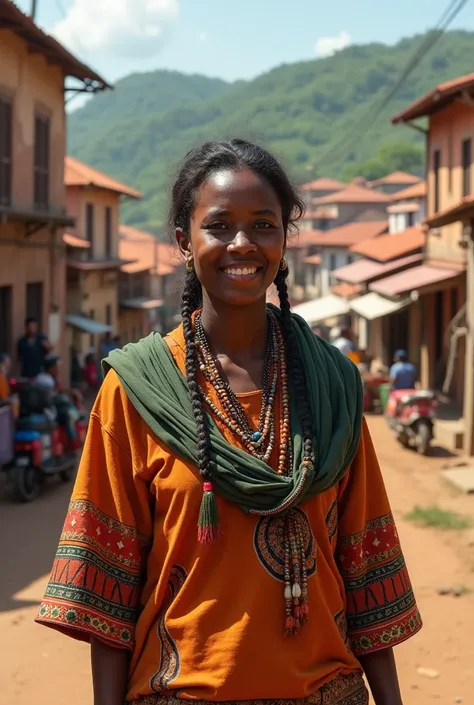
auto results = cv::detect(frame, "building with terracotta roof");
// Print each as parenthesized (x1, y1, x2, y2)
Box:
(311, 220, 388, 296)
(118, 224, 183, 341)
(310, 184, 389, 229)
(391, 72, 474, 452)
(0, 0, 109, 381)
(300, 178, 346, 232)
(63, 158, 141, 360)
(369, 170, 422, 195)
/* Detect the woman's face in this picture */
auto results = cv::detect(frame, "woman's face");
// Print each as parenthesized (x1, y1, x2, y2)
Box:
(177, 167, 286, 307)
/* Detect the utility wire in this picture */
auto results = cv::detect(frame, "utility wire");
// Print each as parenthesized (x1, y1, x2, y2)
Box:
(313, 0, 471, 171)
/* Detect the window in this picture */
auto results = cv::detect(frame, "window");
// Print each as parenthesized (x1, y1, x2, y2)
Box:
(462, 138, 471, 197)
(34, 114, 50, 210)
(0, 286, 12, 355)
(346, 254, 353, 265)
(433, 149, 441, 213)
(86, 203, 94, 256)
(105, 206, 112, 257)
(26, 282, 43, 327)
(407, 211, 415, 227)
(329, 253, 337, 271)
(0, 95, 12, 206)
(105, 304, 112, 326)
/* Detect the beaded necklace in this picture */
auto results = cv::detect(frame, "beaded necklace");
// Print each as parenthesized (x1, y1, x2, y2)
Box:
(195, 311, 311, 635)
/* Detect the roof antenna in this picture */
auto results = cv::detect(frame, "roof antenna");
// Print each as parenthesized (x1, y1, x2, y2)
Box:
(30, 0, 38, 21)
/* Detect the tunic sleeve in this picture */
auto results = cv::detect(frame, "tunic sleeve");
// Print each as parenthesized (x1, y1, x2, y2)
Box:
(36, 372, 153, 651)
(336, 418, 422, 657)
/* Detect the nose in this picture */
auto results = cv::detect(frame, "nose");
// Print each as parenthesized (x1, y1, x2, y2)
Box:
(227, 229, 258, 254)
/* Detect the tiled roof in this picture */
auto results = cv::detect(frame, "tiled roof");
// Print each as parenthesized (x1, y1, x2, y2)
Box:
(370, 171, 421, 187)
(303, 209, 337, 219)
(350, 225, 425, 262)
(119, 224, 181, 275)
(386, 203, 420, 214)
(63, 232, 90, 248)
(391, 72, 474, 123)
(65, 157, 142, 199)
(305, 220, 388, 248)
(313, 184, 390, 205)
(391, 181, 426, 201)
(331, 283, 362, 298)
(300, 177, 346, 192)
(0, 0, 109, 88)
(287, 229, 324, 249)
(304, 254, 322, 265)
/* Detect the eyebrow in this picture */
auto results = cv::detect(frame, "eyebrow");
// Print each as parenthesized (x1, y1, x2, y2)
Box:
(204, 208, 278, 218)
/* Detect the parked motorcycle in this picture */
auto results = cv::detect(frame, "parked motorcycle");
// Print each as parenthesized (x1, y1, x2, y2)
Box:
(385, 388, 437, 455)
(9, 382, 87, 502)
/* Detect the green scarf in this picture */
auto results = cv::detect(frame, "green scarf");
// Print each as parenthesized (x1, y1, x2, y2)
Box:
(103, 307, 363, 534)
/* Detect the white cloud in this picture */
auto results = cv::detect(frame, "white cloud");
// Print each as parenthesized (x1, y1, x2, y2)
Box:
(52, 0, 179, 59)
(314, 31, 351, 58)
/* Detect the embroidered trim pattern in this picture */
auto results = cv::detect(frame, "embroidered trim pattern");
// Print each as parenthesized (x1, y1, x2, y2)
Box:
(36, 500, 148, 649)
(150, 565, 187, 692)
(137, 671, 368, 705)
(337, 511, 422, 656)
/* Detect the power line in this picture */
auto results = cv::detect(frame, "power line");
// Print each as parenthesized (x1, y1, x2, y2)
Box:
(312, 0, 471, 172)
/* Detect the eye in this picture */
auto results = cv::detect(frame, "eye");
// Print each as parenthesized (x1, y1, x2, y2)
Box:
(254, 220, 275, 229)
(205, 221, 228, 231)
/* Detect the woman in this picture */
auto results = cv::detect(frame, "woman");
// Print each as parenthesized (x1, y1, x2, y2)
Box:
(36, 140, 421, 705)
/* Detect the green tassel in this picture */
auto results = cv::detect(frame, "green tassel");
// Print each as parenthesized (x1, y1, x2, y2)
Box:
(197, 482, 219, 543)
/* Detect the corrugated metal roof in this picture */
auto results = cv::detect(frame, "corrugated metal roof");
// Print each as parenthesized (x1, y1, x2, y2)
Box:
(370, 265, 462, 297)
(66, 315, 112, 334)
(333, 253, 423, 284)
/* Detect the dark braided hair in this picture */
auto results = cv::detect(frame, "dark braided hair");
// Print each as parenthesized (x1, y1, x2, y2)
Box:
(168, 139, 313, 483)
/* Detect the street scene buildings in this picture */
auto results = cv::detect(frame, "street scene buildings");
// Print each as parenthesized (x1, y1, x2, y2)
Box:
(1, 2, 474, 705)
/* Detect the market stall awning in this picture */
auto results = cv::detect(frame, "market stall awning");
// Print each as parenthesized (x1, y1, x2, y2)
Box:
(292, 295, 349, 326)
(66, 314, 112, 335)
(370, 265, 462, 297)
(333, 253, 423, 284)
(120, 297, 163, 310)
(349, 292, 411, 320)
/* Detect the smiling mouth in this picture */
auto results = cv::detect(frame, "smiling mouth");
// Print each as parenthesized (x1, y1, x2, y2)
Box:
(222, 266, 262, 277)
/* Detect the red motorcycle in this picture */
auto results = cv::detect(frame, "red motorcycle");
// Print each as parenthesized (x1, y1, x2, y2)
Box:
(385, 389, 437, 455)
(9, 383, 87, 502)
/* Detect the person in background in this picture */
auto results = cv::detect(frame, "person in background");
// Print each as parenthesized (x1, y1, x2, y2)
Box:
(17, 317, 52, 379)
(35, 355, 81, 439)
(389, 350, 417, 390)
(0, 353, 11, 401)
(100, 332, 119, 359)
(331, 326, 356, 356)
(84, 351, 99, 390)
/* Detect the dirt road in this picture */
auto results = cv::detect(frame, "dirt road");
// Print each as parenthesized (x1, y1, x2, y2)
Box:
(0, 416, 473, 704)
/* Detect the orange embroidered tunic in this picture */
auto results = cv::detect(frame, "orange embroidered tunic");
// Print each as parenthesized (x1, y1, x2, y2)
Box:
(36, 325, 422, 703)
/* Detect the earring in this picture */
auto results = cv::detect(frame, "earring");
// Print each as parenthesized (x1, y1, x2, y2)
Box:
(279, 258, 288, 271)
(186, 259, 194, 273)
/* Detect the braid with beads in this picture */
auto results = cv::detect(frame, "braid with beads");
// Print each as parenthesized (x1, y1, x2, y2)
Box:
(180, 269, 213, 482)
(274, 267, 314, 462)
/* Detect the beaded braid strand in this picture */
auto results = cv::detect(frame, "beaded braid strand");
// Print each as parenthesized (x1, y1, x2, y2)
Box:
(181, 270, 220, 543)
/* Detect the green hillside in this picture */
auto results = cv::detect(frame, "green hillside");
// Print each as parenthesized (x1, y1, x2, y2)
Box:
(68, 31, 474, 233)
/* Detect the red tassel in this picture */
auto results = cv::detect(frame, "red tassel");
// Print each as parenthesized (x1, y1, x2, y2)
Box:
(294, 606, 302, 619)
(302, 602, 309, 616)
(285, 616, 295, 634)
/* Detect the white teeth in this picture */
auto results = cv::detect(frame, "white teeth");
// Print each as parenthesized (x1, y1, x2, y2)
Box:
(224, 267, 257, 276)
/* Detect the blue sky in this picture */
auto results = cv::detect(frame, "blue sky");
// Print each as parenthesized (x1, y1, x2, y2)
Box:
(17, 0, 474, 85)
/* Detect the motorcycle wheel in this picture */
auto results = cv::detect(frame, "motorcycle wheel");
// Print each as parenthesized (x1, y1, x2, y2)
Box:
(11, 465, 41, 503)
(416, 423, 431, 456)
